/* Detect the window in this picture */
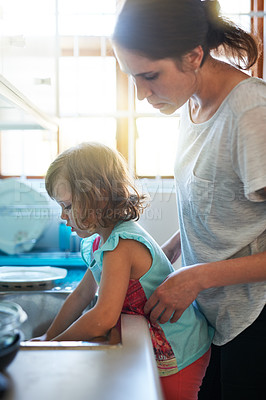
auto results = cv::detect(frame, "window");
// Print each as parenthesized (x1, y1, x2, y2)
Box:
(219, 0, 264, 77)
(0, 0, 264, 178)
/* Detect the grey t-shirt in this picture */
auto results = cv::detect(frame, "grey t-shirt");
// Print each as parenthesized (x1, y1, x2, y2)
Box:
(174, 77, 266, 345)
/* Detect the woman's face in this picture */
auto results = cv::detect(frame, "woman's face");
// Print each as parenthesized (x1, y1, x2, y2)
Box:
(114, 45, 198, 115)
(53, 178, 96, 238)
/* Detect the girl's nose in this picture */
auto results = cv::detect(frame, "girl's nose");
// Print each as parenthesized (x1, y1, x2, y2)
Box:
(135, 78, 152, 101)
(60, 209, 68, 221)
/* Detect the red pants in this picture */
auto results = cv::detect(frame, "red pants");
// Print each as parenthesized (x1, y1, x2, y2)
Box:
(160, 348, 211, 400)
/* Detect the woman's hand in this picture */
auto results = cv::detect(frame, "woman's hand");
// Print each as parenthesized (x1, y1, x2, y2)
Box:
(144, 265, 202, 324)
(145, 251, 266, 325)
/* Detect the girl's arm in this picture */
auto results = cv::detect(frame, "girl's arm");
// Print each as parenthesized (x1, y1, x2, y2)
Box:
(161, 230, 181, 264)
(50, 239, 133, 341)
(144, 251, 266, 324)
(44, 268, 98, 340)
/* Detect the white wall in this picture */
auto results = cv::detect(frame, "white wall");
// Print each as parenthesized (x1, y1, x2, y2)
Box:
(139, 191, 178, 246)
(139, 190, 181, 270)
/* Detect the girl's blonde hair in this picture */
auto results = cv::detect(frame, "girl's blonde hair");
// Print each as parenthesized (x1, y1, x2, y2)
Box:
(45, 142, 147, 230)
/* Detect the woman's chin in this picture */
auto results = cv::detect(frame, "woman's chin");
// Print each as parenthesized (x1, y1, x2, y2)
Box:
(159, 105, 179, 115)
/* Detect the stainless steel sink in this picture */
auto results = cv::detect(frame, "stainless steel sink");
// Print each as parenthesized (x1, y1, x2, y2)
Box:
(0, 291, 121, 349)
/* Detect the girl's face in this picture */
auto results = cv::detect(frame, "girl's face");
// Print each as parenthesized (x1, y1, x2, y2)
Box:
(53, 178, 96, 238)
(114, 46, 199, 115)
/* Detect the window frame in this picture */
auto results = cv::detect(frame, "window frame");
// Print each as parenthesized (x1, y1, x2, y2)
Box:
(251, 0, 264, 78)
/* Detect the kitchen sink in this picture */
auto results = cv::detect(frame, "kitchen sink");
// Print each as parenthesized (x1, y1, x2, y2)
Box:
(0, 291, 121, 349)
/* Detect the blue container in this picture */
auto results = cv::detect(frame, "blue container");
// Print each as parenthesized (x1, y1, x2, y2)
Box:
(59, 223, 72, 252)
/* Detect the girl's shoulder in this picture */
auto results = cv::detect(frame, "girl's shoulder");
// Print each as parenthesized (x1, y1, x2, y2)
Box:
(80, 221, 155, 267)
(100, 221, 156, 257)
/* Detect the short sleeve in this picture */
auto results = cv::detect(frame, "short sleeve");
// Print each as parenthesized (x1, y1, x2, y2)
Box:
(81, 234, 99, 267)
(232, 106, 266, 201)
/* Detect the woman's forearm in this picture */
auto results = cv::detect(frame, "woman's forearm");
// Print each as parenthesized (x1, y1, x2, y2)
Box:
(197, 251, 266, 291)
(144, 251, 266, 324)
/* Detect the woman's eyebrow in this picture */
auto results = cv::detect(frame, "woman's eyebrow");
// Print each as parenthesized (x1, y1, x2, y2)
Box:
(133, 70, 155, 78)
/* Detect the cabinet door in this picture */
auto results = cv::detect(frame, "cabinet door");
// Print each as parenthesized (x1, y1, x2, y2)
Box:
(0, 0, 56, 115)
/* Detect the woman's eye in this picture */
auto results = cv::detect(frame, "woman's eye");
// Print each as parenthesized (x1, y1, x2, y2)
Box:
(145, 73, 159, 81)
(64, 204, 72, 211)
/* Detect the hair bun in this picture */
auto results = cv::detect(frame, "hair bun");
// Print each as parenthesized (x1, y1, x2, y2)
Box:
(201, 0, 226, 49)
(201, 0, 221, 26)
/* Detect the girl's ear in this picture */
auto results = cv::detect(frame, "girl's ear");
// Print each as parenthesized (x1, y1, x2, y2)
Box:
(183, 45, 204, 72)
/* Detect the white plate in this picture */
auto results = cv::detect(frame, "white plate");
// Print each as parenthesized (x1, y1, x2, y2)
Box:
(0, 266, 67, 288)
(0, 179, 50, 255)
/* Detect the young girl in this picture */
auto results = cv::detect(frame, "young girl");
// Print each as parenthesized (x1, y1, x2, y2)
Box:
(43, 142, 213, 400)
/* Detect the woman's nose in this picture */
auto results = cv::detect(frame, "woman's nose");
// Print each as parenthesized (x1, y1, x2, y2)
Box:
(135, 78, 152, 101)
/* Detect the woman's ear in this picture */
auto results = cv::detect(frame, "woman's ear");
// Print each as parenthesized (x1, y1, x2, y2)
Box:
(183, 45, 204, 72)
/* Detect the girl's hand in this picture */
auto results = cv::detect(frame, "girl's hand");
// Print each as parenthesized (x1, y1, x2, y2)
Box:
(144, 266, 202, 324)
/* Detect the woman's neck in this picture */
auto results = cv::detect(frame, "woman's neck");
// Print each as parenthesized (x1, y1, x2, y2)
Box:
(189, 56, 250, 124)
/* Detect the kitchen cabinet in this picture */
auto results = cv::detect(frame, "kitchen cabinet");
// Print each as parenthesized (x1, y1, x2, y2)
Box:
(0, 73, 58, 177)
(0, 74, 58, 132)
(0, 0, 57, 115)
(0, 2, 58, 177)
(0, 58, 58, 179)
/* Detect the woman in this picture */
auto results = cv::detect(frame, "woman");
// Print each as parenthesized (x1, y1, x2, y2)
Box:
(112, 1, 266, 399)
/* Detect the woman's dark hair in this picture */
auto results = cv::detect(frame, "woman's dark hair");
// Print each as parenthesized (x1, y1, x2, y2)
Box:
(113, 0, 259, 70)
(45, 142, 147, 230)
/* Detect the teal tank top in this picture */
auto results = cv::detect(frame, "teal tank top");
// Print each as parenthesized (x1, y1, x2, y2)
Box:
(81, 221, 213, 374)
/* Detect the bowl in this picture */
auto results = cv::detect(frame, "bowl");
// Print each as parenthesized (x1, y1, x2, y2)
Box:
(0, 301, 27, 370)
(0, 301, 27, 336)
(0, 331, 22, 370)
(0, 372, 10, 397)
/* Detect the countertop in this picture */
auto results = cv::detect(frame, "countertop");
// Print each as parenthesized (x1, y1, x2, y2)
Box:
(0, 251, 86, 267)
(2, 315, 164, 400)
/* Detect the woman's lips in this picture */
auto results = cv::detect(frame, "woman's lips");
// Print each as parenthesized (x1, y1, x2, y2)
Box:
(151, 103, 165, 109)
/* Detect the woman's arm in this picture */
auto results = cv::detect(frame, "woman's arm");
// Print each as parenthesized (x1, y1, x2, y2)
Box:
(44, 268, 98, 340)
(161, 230, 181, 264)
(144, 251, 266, 324)
(50, 239, 133, 341)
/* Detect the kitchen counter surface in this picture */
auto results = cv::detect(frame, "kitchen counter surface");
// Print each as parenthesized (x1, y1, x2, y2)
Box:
(0, 251, 86, 267)
(2, 314, 163, 400)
